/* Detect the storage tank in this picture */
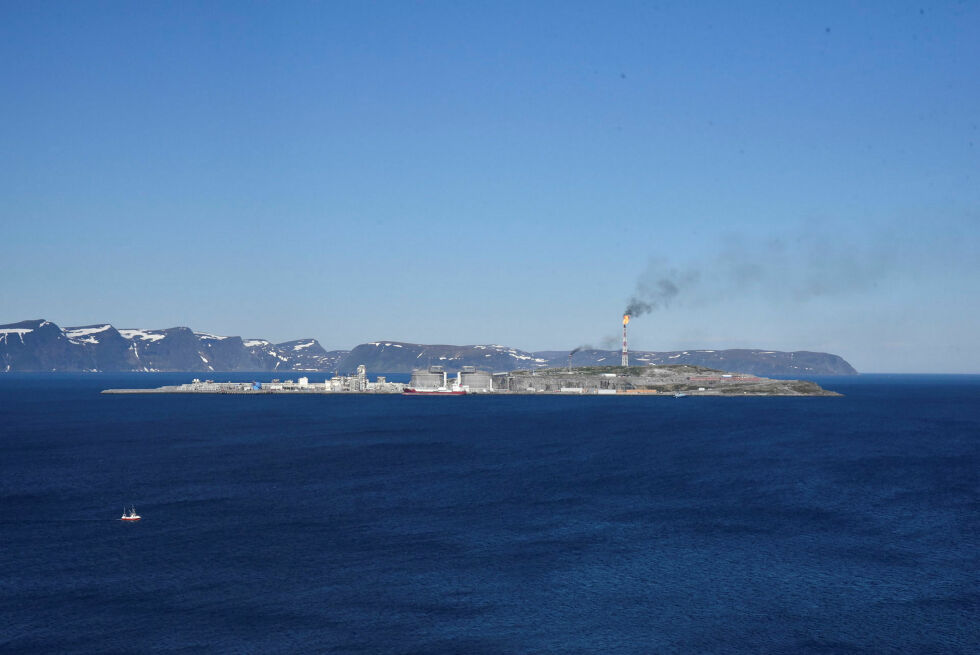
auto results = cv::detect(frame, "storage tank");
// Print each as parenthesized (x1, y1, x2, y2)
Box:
(458, 367, 492, 391)
(410, 366, 446, 390)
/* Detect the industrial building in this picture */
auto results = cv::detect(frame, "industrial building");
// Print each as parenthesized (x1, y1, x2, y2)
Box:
(457, 366, 492, 392)
(407, 365, 494, 393)
(159, 366, 407, 394)
(409, 365, 448, 390)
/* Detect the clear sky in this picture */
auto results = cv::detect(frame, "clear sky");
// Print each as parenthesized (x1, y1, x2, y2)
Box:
(2, 1, 978, 373)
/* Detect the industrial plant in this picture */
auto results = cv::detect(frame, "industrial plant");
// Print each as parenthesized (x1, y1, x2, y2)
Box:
(407, 366, 493, 393)
(103, 361, 837, 396)
(103, 365, 407, 395)
(102, 312, 839, 397)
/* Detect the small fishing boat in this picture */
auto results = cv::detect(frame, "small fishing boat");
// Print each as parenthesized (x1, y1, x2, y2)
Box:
(120, 506, 141, 521)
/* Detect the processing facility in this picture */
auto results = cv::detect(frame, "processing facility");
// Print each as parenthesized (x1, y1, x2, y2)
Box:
(408, 365, 494, 392)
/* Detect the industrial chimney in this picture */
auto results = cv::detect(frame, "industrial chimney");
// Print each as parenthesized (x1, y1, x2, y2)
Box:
(621, 315, 630, 367)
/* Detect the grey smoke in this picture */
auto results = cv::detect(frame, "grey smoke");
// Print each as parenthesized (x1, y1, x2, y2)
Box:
(600, 335, 619, 349)
(624, 266, 700, 318)
(623, 227, 901, 319)
(711, 230, 898, 302)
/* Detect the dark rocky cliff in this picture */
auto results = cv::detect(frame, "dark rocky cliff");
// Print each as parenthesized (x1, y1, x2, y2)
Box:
(0, 319, 347, 373)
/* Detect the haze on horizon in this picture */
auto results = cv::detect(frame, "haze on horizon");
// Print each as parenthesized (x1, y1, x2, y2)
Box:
(1, 2, 977, 373)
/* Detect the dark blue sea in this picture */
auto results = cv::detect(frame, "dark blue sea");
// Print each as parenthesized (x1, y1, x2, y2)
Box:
(1, 374, 977, 654)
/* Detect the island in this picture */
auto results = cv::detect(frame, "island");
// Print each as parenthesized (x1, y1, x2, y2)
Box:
(102, 364, 841, 396)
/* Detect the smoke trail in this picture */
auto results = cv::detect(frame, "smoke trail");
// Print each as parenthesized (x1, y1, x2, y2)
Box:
(623, 225, 904, 320)
(710, 230, 899, 302)
(624, 267, 699, 318)
(569, 344, 592, 356)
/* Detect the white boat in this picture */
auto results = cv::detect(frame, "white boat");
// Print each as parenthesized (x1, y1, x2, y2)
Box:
(120, 506, 141, 521)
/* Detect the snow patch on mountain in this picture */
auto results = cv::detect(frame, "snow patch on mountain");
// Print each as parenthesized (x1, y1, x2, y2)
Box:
(65, 325, 111, 339)
(65, 325, 113, 345)
(118, 329, 166, 342)
(194, 332, 228, 340)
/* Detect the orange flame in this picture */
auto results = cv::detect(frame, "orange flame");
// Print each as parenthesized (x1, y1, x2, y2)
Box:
(623, 314, 630, 325)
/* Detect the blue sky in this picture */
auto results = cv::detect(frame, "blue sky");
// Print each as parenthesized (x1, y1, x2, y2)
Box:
(2, 1, 978, 372)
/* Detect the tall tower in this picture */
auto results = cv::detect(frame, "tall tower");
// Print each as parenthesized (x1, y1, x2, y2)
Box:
(621, 315, 630, 367)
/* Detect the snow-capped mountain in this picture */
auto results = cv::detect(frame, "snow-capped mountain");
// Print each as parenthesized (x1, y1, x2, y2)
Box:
(535, 348, 858, 376)
(1, 320, 92, 371)
(335, 341, 551, 375)
(0, 319, 858, 375)
(0, 319, 348, 373)
(275, 339, 346, 371)
(336, 343, 857, 376)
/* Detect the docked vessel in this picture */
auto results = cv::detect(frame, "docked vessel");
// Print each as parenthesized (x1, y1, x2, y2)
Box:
(120, 506, 141, 521)
(403, 388, 467, 395)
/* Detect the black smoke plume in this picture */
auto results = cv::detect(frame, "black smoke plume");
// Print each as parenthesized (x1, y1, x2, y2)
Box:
(624, 267, 699, 318)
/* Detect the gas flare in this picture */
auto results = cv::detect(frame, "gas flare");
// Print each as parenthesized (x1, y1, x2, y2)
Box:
(623, 314, 630, 326)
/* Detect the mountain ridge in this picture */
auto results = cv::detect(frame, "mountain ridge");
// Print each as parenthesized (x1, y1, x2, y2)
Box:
(0, 319, 346, 373)
(0, 319, 858, 376)
(334, 342, 857, 376)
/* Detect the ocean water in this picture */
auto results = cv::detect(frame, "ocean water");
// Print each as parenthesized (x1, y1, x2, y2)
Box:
(0, 374, 977, 654)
